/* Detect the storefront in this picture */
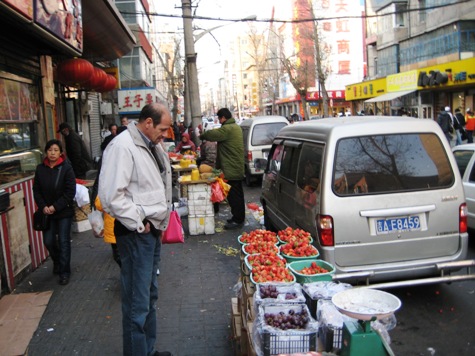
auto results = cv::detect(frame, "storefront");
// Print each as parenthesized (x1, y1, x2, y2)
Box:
(346, 58, 475, 119)
(0, 0, 135, 294)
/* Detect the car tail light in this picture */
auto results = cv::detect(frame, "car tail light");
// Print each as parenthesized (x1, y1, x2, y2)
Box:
(460, 203, 468, 234)
(247, 151, 253, 162)
(317, 214, 334, 246)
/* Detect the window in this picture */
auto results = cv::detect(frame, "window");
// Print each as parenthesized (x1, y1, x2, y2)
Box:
(333, 133, 454, 196)
(453, 150, 475, 179)
(280, 144, 300, 182)
(251, 123, 288, 146)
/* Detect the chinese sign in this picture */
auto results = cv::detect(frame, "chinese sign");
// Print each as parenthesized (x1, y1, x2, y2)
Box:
(0, 78, 40, 121)
(3, 0, 34, 19)
(118, 88, 160, 114)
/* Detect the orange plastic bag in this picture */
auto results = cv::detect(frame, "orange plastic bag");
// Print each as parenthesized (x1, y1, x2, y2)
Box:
(211, 181, 225, 203)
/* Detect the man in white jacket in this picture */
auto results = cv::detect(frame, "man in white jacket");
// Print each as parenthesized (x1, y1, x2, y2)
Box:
(99, 103, 172, 356)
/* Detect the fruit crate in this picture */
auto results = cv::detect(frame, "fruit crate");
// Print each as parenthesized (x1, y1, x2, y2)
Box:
(301, 281, 353, 319)
(253, 283, 306, 316)
(319, 323, 343, 352)
(288, 259, 335, 283)
(279, 245, 320, 263)
(256, 303, 318, 356)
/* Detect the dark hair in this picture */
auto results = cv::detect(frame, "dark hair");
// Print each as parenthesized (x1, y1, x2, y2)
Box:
(217, 108, 232, 120)
(45, 139, 63, 153)
(139, 103, 166, 126)
(108, 123, 118, 131)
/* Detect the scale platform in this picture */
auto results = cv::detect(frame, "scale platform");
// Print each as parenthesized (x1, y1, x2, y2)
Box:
(332, 288, 402, 356)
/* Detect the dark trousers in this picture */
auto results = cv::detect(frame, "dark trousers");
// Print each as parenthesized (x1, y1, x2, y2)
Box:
(227, 179, 245, 224)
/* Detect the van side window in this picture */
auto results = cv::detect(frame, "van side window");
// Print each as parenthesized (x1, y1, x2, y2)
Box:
(268, 144, 284, 174)
(251, 123, 288, 146)
(280, 145, 300, 182)
(333, 133, 454, 195)
(296, 144, 323, 209)
(453, 150, 474, 179)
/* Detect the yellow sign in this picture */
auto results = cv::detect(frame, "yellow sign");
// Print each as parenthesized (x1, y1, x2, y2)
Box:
(387, 70, 418, 92)
(345, 78, 386, 101)
(416, 57, 475, 89)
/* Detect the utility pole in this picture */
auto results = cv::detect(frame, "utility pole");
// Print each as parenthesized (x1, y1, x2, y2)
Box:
(182, 0, 201, 139)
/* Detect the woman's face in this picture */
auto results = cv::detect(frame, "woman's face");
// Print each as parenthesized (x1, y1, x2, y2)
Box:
(47, 144, 61, 163)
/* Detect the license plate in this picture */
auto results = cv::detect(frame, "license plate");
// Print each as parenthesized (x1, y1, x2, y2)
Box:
(376, 215, 421, 234)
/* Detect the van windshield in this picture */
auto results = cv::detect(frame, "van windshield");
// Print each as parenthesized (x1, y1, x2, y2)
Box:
(251, 123, 288, 146)
(333, 133, 454, 195)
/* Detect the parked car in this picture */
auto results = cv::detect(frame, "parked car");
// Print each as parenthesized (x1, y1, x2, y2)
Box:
(260, 116, 474, 287)
(452, 143, 475, 230)
(240, 116, 289, 186)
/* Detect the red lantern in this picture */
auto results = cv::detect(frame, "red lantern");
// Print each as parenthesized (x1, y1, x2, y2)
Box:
(96, 74, 118, 93)
(56, 58, 94, 87)
(82, 67, 108, 91)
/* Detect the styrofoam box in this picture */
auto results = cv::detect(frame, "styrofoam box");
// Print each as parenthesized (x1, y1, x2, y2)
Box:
(188, 214, 215, 235)
(187, 184, 211, 201)
(188, 200, 213, 215)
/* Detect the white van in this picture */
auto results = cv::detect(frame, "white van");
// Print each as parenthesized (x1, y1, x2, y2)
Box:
(260, 116, 475, 288)
(240, 116, 289, 186)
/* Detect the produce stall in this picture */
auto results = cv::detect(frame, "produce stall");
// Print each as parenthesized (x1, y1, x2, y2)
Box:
(232, 227, 401, 356)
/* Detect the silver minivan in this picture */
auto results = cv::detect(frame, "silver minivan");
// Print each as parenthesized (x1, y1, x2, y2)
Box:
(240, 116, 289, 186)
(260, 116, 475, 288)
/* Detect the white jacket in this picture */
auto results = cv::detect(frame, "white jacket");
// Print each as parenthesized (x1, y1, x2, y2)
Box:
(98, 121, 172, 233)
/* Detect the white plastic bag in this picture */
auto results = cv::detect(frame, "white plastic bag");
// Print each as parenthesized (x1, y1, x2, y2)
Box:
(75, 184, 90, 207)
(88, 210, 104, 238)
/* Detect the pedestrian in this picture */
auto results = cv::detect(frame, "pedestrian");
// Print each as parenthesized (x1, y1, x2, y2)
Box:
(454, 108, 466, 144)
(175, 132, 196, 153)
(94, 196, 121, 267)
(466, 108, 475, 143)
(173, 120, 181, 145)
(437, 106, 453, 144)
(57, 122, 92, 179)
(118, 116, 129, 134)
(98, 103, 172, 356)
(33, 139, 76, 285)
(100, 123, 118, 151)
(200, 107, 245, 230)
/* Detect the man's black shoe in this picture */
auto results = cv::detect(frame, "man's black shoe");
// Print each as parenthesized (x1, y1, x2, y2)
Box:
(152, 352, 172, 356)
(224, 221, 243, 230)
(59, 276, 69, 285)
(226, 218, 234, 223)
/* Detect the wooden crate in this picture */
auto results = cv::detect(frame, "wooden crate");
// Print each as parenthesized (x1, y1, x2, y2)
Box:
(73, 203, 91, 222)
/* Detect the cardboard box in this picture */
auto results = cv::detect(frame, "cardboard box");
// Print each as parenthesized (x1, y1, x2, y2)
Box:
(232, 297, 240, 317)
(247, 321, 257, 356)
(72, 219, 91, 233)
(188, 214, 215, 235)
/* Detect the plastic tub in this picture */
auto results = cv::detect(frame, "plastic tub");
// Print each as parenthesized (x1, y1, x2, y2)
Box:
(280, 245, 320, 263)
(288, 259, 335, 283)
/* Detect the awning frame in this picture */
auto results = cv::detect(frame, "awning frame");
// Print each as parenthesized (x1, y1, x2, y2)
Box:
(365, 89, 417, 103)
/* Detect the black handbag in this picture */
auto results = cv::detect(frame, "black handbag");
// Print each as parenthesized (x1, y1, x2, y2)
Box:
(33, 210, 50, 231)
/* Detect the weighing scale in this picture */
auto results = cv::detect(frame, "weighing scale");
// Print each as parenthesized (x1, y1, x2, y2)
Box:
(332, 288, 402, 356)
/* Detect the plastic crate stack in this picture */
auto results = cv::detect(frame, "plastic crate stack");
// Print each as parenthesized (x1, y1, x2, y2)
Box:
(186, 183, 215, 235)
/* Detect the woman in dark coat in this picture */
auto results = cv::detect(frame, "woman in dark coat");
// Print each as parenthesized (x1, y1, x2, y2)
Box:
(33, 139, 76, 285)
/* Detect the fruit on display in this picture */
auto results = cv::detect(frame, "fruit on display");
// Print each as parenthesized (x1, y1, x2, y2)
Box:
(243, 241, 279, 255)
(251, 265, 294, 283)
(263, 308, 310, 330)
(280, 242, 319, 257)
(259, 285, 298, 299)
(199, 164, 213, 173)
(240, 229, 278, 245)
(297, 261, 329, 275)
(247, 253, 286, 268)
(278, 227, 312, 243)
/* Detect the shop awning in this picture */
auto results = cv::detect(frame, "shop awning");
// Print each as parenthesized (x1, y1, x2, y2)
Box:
(82, 0, 136, 61)
(365, 89, 417, 103)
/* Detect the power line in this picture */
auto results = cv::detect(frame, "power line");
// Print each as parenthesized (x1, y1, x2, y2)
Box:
(119, 0, 472, 25)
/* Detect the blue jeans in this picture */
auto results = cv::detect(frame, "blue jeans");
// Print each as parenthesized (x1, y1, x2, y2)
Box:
(42, 217, 72, 278)
(116, 230, 161, 356)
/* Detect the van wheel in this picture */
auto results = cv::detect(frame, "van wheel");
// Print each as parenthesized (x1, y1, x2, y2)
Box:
(263, 205, 277, 232)
(245, 169, 253, 187)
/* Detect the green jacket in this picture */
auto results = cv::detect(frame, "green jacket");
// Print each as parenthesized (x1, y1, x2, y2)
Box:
(200, 118, 244, 180)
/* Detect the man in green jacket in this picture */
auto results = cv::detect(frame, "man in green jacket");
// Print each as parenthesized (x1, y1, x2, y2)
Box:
(200, 108, 245, 229)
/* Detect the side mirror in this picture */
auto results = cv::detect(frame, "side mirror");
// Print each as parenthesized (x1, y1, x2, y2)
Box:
(254, 158, 268, 170)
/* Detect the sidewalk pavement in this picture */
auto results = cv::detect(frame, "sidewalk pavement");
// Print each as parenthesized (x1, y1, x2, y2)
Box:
(11, 200, 262, 356)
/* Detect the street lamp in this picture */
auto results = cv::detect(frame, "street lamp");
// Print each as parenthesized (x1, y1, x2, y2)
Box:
(181, 0, 255, 141)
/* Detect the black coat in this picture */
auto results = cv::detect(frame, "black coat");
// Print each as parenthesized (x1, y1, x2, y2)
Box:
(33, 158, 76, 220)
(65, 130, 92, 178)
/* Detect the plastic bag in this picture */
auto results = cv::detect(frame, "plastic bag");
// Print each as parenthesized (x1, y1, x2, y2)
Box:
(75, 184, 90, 208)
(162, 211, 185, 244)
(88, 209, 104, 238)
(216, 177, 231, 197)
(210, 181, 225, 203)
